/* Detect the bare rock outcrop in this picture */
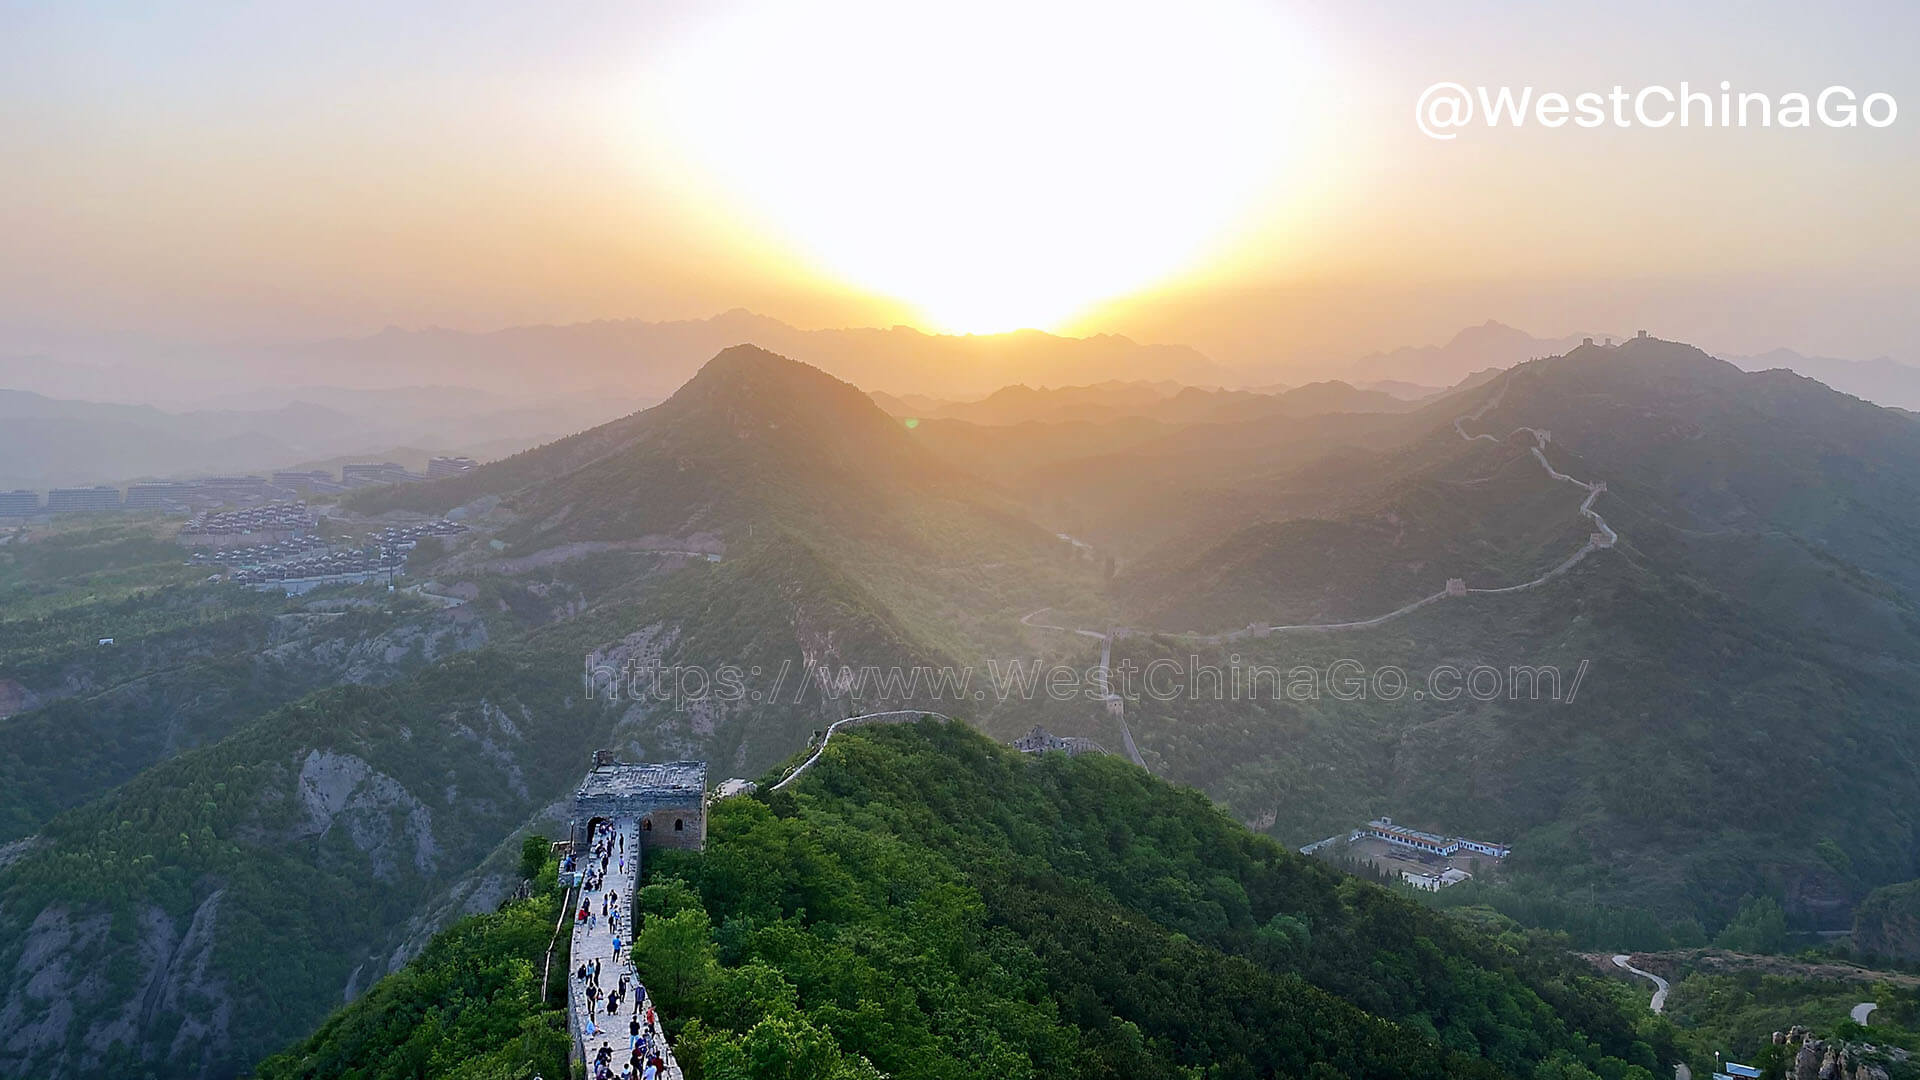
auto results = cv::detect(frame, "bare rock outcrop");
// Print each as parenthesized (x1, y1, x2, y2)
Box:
(1774, 1025, 1910, 1080)
(294, 749, 438, 879)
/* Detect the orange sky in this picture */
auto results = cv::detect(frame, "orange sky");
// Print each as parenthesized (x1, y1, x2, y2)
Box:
(2, 1, 1916, 368)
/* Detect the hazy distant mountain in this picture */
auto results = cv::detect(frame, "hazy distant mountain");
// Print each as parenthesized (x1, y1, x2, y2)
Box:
(1343, 320, 1603, 386)
(0, 386, 647, 489)
(869, 378, 1408, 427)
(9, 310, 1235, 405)
(1343, 323, 1920, 413)
(1352, 378, 1447, 400)
(870, 380, 1180, 424)
(1726, 347, 1920, 411)
(0, 390, 337, 488)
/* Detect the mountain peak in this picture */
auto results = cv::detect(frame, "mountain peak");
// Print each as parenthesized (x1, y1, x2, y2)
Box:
(674, 343, 874, 412)
(1445, 320, 1527, 347)
(701, 341, 803, 373)
(657, 343, 926, 474)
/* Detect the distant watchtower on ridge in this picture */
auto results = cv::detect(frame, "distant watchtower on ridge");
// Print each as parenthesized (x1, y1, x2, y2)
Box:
(568, 751, 708, 854)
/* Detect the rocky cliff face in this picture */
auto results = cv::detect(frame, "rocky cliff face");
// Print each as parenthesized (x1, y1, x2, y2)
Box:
(0, 654, 609, 1080)
(0, 603, 494, 844)
(0, 894, 234, 1080)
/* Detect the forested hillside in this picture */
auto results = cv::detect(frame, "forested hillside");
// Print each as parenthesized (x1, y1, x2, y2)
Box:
(1059, 339, 1920, 935)
(259, 721, 1679, 1080)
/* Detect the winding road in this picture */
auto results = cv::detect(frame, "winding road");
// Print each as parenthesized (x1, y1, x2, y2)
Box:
(1852, 1001, 1878, 1025)
(1612, 954, 1670, 1014)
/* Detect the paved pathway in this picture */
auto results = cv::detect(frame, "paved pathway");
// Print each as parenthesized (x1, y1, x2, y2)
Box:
(1018, 607, 1107, 640)
(769, 710, 955, 792)
(567, 818, 682, 1079)
(1853, 1001, 1879, 1025)
(1612, 954, 1671, 1014)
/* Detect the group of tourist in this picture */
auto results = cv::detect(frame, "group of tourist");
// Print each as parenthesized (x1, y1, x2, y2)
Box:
(573, 822, 673, 1080)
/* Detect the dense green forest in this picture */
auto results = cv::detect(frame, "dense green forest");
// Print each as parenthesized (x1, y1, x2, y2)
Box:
(261, 721, 1682, 1079)
(257, 837, 575, 1080)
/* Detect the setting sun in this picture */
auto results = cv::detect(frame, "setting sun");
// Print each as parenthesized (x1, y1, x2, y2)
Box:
(639, 0, 1324, 333)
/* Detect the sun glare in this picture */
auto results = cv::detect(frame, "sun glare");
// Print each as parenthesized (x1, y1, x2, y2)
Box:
(641, 0, 1323, 334)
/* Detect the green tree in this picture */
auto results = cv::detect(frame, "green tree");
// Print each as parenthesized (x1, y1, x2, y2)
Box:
(633, 905, 717, 1013)
(1255, 911, 1312, 952)
(1753, 1040, 1795, 1080)
(1814, 838, 1853, 878)
(520, 833, 552, 882)
(742, 1016, 843, 1080)
(637, 875, 707, 919)
(1714, 896, 1789, 954)
(699, 960, 799, 1033)
(1668, 916, 1709, 948)
(1531, 1052, 1602, 1080)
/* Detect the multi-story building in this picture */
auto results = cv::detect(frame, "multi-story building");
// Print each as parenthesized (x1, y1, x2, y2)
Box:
(46, 486, 122, 513)
(1363, 818, 1459, 856)
(124, 482, 195, 510)
(0, 490, 41, 515)
(273, 470, 335, 489)
(427, 455, 477, 478)
(342, 462, 413, 486)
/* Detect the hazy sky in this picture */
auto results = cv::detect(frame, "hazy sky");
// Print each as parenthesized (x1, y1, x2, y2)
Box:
(4, 0, 1916, 368)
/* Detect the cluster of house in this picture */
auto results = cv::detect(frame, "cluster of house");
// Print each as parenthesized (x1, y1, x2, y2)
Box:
(188, 536, 327, 569)
(193, 513, 468, 592)
(224, 546, 408, 589)
(181, 501, 319, 542)
(368, 518, 468, 553)
(0, 456, 480, 518)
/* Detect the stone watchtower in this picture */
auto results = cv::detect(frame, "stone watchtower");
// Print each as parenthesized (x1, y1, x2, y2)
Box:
(569, 751, 708, 854)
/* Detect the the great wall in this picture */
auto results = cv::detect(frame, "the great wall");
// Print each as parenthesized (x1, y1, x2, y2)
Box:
(559, 719, 1086, 1075)
(1013, 369, 1619, 774)
(558, 753, 709, 1079)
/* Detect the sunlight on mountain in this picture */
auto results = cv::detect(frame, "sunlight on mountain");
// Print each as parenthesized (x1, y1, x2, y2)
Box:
(640, 0, 1323, 333)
